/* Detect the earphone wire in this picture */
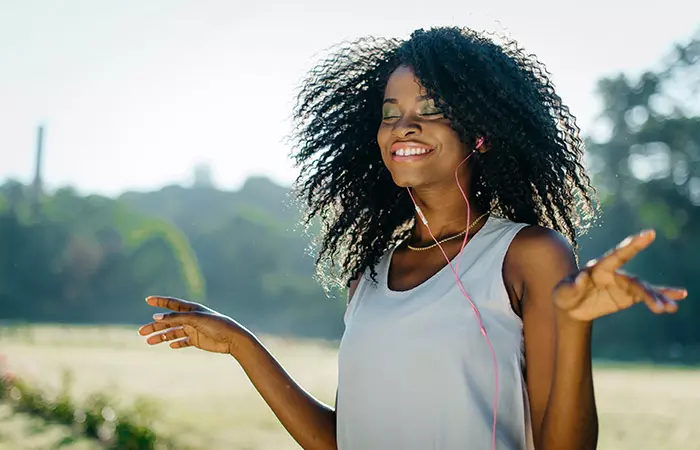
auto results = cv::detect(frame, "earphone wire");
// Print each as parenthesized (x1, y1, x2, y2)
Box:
(405, 142, 499, 450)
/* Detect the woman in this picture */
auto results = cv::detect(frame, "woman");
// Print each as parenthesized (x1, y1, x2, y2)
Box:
(138, 27, 688, 449)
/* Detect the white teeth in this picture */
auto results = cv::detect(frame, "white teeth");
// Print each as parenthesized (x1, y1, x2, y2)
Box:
(395, 147, 431, 156)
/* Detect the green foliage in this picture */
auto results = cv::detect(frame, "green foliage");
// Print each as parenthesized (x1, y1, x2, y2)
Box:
(0, 175, 345, 339)
(0, 355, 167, 449)
(0, 184, 202, 324)
(128, 220, 205, 301)
(119, 178, 345, 338)
(582, 32, 700, 363)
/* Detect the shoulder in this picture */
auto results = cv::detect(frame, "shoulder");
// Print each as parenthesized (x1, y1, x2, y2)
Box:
(503, 225, 578, 298)
(508, 225, 575, 264)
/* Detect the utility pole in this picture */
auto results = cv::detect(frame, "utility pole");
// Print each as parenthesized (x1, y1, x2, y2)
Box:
(31, 124, 44, 218)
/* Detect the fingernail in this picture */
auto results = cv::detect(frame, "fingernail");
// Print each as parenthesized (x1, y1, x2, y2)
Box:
(618, 237, 633, 248)
(153, 313, 164, 320)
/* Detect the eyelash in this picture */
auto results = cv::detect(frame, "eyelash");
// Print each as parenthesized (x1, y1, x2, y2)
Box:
(382, 111, 443, 120)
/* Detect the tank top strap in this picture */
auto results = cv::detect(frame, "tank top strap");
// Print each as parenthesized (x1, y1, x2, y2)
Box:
(472, 215, 530, 277)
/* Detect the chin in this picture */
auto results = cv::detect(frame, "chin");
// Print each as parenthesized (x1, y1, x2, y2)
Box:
(387, 170, 426, 189)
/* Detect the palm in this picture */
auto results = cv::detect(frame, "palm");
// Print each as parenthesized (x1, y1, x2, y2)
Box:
(554, 230, 688, 322)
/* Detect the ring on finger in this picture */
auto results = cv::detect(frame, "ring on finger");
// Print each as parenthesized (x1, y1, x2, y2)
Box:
(161, 333, 168, 342)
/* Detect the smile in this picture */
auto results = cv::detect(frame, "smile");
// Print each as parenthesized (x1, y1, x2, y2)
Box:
(393, 147, 433, 156)
(391, 146, 435, 161)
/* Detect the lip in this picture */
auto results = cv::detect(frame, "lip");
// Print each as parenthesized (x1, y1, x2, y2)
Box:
(390, 140, 435, 162)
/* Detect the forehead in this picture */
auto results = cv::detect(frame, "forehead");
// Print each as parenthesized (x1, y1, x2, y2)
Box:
(384, 65, 428, 99)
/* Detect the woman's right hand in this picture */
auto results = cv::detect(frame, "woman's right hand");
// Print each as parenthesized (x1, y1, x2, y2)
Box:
(138, 296, 247, 355)
(140, 297, 338, 450)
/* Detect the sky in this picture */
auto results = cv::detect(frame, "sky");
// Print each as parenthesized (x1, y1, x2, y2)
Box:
(1, 0, 698, 197)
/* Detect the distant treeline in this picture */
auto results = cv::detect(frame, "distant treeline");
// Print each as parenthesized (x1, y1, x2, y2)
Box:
(0, 176, 344, 339)
(1, 33, 698, 363)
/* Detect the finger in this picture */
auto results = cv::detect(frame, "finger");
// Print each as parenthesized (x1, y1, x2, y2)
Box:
(145, 326, 186, 345)
(170, 337, 191, 349)
(146, 296, 202, 312)
(553, 271, 591, 311)
(612, 273, 687, 304)
(139, 320, 182, 336)
(621, 276, 685, 312)
(616, 274, 671, 314)
(650, 289, 678, 313)
(613, 273, 666, 314)
(650, 285, 689, 301)
(151, 311, 207, 328)
(655, 292, 678, 313)
(594, 230, 656, 272)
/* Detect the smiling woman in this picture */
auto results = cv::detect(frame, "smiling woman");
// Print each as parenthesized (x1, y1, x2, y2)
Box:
(379, 69, 463, 177)
(138, 26, 689, 450)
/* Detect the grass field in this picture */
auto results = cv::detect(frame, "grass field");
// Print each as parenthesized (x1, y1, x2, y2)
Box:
(1, 325, 699, 450)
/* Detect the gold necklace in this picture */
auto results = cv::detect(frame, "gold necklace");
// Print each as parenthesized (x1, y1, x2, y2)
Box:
(407, 211, 490, 251)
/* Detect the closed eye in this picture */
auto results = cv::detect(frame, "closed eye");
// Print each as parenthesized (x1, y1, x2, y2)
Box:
(419, 110, 445, 119)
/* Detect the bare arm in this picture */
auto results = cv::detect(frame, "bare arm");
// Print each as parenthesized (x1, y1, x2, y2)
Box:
(505, 228, 598, 449)
(139, 297, 337, 450)
(506, 228, 688, 449)
(231, 329, 337, 450)
(237, 272, 363, 448)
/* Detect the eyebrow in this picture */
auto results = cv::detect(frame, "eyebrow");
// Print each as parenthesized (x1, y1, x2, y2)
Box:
(383, 95, 431, 104)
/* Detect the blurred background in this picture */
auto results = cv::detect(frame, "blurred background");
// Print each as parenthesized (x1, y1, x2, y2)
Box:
(1, 1, 699, 449)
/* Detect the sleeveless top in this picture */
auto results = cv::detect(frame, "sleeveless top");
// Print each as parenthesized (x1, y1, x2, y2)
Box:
(336, 215, 535, 450)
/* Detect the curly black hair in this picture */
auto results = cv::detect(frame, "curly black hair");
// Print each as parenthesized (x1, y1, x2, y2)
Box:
(290, 26, 597, 292)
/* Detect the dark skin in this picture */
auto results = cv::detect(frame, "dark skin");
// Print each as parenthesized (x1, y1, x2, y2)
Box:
(138, 66, 689, 450)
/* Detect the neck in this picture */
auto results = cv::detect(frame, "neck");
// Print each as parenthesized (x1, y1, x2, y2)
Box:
(409, 185, 486, 246)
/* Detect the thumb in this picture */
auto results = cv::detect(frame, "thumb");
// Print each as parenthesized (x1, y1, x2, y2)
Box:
(553, 271, 590, 311)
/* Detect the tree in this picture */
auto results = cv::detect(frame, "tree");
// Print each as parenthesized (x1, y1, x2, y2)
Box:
(0, 183, 204, 324)
(192, 163, 215, 189)
(583, 32, 700, 362)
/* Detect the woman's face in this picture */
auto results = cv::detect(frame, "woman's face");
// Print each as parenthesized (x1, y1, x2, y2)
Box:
(377, 65, 469, 189)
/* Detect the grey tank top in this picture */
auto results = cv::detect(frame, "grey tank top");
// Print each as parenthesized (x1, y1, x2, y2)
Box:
(337, 215, 535, 450)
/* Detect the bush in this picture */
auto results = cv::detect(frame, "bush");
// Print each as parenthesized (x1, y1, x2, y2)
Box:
(0, 354, 171, 449)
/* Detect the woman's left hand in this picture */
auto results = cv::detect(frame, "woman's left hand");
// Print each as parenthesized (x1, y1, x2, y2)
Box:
(553, 229, 689, 322)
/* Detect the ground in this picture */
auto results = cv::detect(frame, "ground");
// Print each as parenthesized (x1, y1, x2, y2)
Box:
(0, 325, 698, 449)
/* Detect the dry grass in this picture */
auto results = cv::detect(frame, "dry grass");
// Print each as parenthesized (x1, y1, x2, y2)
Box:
(1, 324, 699, 450)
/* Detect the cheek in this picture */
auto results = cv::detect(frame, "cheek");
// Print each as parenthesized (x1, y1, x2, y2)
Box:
(432, 125, 467, 156)
(376, 124, 391, 149)
(376, 125, 396, 167)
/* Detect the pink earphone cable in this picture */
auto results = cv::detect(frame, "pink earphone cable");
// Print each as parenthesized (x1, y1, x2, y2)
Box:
(405, 136, 499, 450)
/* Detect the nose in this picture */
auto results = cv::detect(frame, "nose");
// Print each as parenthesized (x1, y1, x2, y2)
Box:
(392, 116, 421, 138)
